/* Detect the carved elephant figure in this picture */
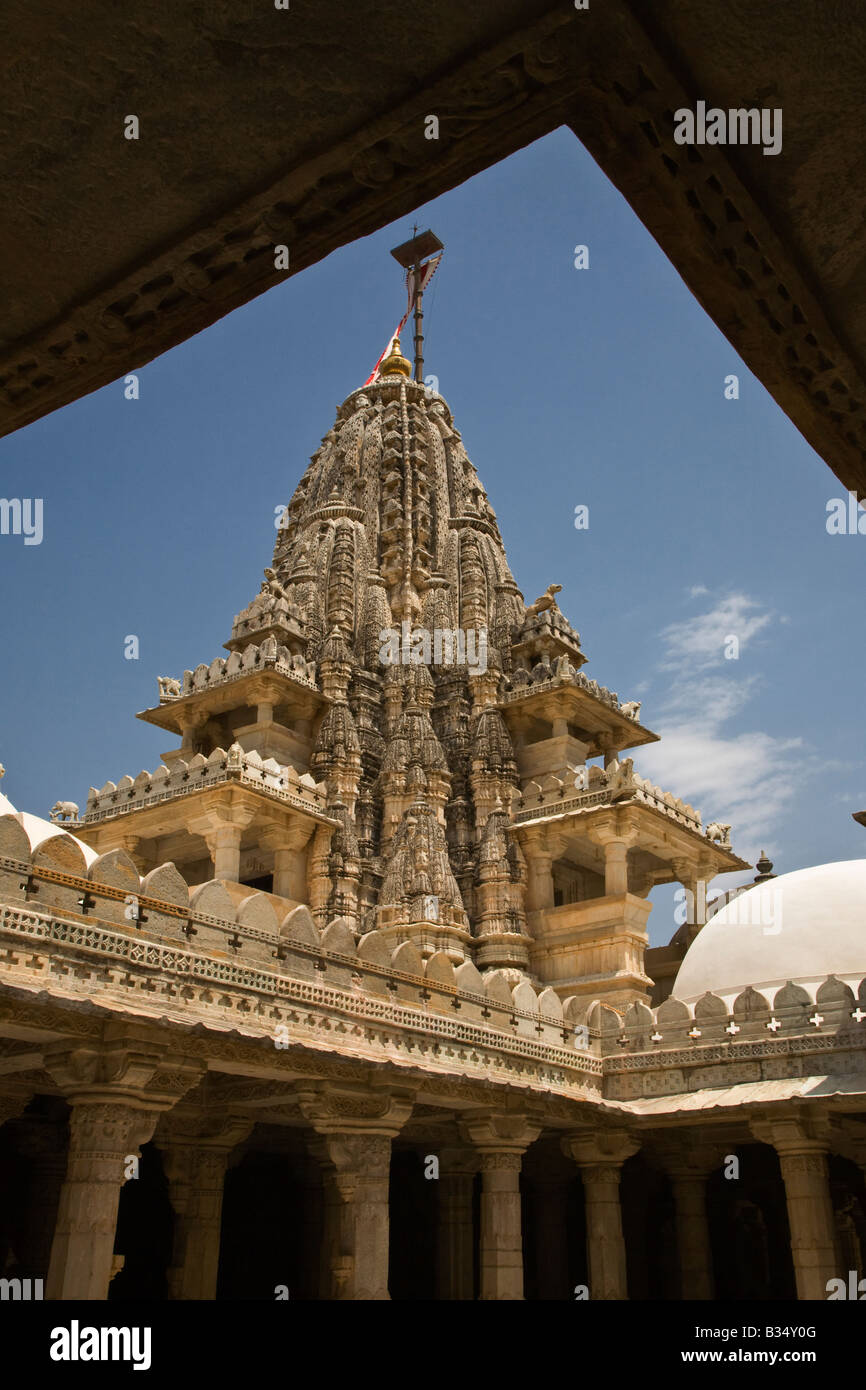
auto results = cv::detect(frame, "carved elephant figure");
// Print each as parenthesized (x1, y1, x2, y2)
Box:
(50, 800, 79, 822)
(705, 821, 731, 844)
(157, 676, 181, 698)
(621, 700, 642, 721)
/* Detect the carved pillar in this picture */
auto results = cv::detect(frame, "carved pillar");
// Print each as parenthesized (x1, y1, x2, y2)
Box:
(653, 1140, 719, 1300)
(212, 825, 243, 882)
(656, 1139, 717, 1301)
(603, 840, 629, 895)
(587, 818, 639, 897)
(563, 1130, 639, 1300)
(46, 1101, 158, 1300)
(522, 829, 555, 912)
(261, 822, 315, 901)
(298, 1087, 414, 1300)
(597, 732, 616, 771)
(190, 806, 257, 884)
(672, 857, 712, 942)
(159, 1115, 252, 1300)
(460, 1114, 542, 1301)
(436, 1148, 478, 1300)
(751, 1115, 838, 1300)
(671, 1174, 714, 1299)
(43, 1035, 202, 1302)
(177, 709, 208, 755)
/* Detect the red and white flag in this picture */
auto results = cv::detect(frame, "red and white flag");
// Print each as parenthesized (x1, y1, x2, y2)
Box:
(364, 254, 442, 385)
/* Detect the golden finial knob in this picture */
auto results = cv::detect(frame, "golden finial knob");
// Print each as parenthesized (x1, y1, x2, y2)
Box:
(380, 334, 412, 378)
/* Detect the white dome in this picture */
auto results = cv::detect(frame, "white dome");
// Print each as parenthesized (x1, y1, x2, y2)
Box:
(672, 859, 866, 1006)
(14, 811, 99, 866)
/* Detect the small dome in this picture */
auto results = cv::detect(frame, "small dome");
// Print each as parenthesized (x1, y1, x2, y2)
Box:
(672, 859, 866, 1004)
(11, 811, 99, 866)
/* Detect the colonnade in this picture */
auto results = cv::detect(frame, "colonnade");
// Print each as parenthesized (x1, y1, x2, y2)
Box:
(0, 1087, 861, 1301)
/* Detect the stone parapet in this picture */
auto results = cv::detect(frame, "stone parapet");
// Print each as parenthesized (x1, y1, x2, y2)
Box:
(81, 745, 328, 823)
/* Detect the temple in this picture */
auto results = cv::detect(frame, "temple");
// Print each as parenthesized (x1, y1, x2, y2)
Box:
(0, 329, 864, 1301)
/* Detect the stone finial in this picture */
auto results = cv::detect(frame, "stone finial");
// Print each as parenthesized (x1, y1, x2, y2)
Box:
(754, 850, 775, 882)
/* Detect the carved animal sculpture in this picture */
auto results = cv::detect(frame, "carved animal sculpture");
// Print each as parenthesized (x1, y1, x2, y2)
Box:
(621, 701, 642, 721)
(261, 567, 288, 601)
(157, 676, 181, 698)
(50, 800, 79, 822)
(705, 821, 731, 844)
(524, 584, 562, 620)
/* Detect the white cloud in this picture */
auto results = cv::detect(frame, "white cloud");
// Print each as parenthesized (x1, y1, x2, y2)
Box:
(637, 593, 807, 853)
(688, 584, 709, 597)
(659, 592, 772, 673)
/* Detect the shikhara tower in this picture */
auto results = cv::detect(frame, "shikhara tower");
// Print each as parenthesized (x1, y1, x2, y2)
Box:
(78, 331, 746, 1007)
(3, 304, 864, 1309)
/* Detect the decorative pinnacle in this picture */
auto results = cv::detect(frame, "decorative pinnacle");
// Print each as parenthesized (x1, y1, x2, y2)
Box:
(380, 335, 412, 379)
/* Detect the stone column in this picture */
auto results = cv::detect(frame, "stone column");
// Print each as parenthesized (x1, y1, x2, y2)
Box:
(298, 1086, 414, 1300)
(672, 857, 711, 942)
(597, 733, 617, 771)
(191, 805, 257, 884)
(670, 1173, 714, 1299)
(587, 817, 640, 898)
(460, 1114, 542, 1300)
(178, 709, 209, 755)
(160, 1116, 252, 1301)
(652, 1138, 720, 1300)
(42, 1034, 203, 1302)
(261, 822, 314, 901)
(436, 1148, 478, 1300)
(210, 825, 243, 882)
(751, 1115, 838, 1300)
(327, 1134, 394, 1300)
(563, 1130, 639, 1300)
(46, 1101, 158, 1300)
(603, 841, 629, 895)
(522, 830, 555, 912)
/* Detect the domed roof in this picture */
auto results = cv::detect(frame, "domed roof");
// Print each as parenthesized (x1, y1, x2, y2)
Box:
(13, 811, 99, 866)
(672, 859, 866, 1005)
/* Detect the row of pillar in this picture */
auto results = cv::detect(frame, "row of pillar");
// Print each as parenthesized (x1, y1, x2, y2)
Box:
(1, 1086, 857, 1301)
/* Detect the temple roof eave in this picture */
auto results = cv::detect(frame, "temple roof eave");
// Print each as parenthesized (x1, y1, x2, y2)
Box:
(510, 799, 751, 878)
(498, 684, 659, 753)
(137, 669, 328, 733)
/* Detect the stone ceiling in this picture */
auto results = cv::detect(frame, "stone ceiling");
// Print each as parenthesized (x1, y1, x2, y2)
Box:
(2, 0, 864, 494)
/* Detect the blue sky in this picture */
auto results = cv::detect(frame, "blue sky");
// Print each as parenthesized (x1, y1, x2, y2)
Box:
(2, 126, 863, 946)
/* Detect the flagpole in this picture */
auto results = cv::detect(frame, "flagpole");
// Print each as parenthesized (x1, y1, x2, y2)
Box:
(390, 228, 444, 387)
(413, 255, 424, 384)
